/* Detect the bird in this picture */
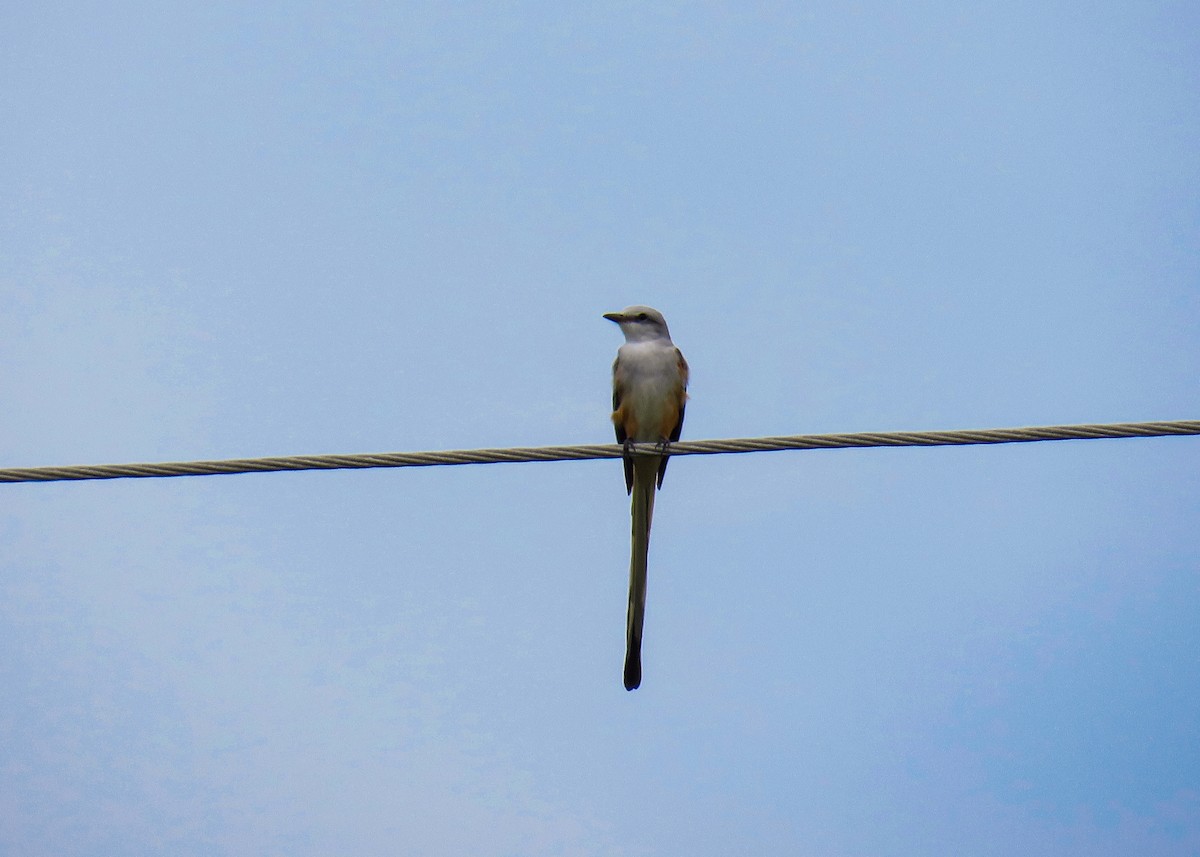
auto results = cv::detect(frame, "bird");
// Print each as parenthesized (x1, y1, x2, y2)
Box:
(603, 305, 689, 690)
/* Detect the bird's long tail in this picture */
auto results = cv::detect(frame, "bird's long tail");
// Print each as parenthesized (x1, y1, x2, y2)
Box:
(624, 457, 659, 691)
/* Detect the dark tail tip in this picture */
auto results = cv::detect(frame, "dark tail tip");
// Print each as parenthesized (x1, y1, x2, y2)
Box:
(624, 657, 641, 691)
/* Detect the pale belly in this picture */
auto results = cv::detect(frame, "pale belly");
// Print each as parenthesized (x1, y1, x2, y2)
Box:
(616, 344, 683, 442)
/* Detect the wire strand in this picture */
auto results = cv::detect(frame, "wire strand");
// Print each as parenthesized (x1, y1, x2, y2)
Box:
(2, 420, 1197, 485)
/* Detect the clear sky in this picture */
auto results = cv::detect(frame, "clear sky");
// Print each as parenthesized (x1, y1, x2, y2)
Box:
(3, 2, 1199, 854)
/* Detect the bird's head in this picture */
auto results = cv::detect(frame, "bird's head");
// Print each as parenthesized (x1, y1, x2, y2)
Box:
(603, 305, 672, 342)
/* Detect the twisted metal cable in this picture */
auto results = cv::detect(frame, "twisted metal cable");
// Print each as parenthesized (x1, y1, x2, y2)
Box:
(1, 420, 1197, 485)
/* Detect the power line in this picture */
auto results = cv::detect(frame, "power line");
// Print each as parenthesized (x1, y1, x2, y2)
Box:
(2, 420, 1197, 486)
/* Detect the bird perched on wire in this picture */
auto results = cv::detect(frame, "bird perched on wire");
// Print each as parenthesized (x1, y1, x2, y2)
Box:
(603, 305, 689, 690)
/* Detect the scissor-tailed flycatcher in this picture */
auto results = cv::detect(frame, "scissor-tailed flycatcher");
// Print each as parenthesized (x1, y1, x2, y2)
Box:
(604, 305, 689, 691)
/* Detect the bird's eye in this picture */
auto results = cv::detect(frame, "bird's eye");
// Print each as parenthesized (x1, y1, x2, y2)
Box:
(636, 312, 648, 321)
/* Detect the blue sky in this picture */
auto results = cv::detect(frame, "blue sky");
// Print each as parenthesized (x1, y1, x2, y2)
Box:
(3, 2, 1199, 854)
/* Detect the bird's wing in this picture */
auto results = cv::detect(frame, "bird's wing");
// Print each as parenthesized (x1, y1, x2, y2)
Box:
(655, 348, 689, 488)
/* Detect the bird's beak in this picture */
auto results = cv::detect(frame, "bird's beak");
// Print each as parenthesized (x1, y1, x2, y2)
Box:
(602, 312, 624, 323)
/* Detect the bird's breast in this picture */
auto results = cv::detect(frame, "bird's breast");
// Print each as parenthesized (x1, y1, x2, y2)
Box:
(615, 343, 685, 442)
